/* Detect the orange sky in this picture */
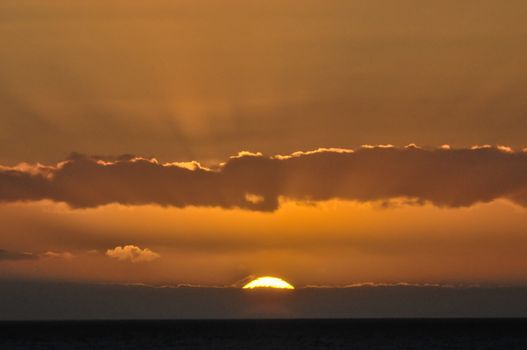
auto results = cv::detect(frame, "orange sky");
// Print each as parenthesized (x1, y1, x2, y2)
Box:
(1, 1, 527, 288)
(1, 1, 527, 164)
(1, 150, 527, 286)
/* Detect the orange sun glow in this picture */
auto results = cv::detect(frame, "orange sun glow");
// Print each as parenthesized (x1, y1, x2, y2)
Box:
(242, 276, 295, 290)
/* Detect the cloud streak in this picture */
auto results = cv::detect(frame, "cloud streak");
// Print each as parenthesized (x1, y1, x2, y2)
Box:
(0, 249, 37, 261)
(41, 251, 75, 260)
(1, 146, 527, 211)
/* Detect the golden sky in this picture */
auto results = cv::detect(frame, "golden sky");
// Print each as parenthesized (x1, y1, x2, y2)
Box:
(1, 1, 527, 288)
(1, 1, 527, 164)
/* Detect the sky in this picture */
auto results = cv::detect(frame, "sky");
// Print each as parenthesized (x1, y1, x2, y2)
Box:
(2, 1, 527, 165)
(1, 1, 527, 317)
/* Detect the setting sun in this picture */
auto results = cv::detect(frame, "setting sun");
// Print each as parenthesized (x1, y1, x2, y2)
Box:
(242, 276, 295, 290)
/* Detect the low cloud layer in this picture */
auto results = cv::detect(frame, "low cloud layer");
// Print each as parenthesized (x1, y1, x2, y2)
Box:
(1, 146, 527, 211)
(106, 245, 160, 263)
(3, 280, 527, 319)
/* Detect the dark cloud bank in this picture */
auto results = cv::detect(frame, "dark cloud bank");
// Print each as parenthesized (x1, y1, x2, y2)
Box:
(1, 280, 527, 319)
(1, 146, 527, 211)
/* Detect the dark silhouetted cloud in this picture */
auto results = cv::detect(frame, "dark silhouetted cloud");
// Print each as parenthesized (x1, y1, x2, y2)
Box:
(2, 280, 527, 319)
(1, 146, 527, 211)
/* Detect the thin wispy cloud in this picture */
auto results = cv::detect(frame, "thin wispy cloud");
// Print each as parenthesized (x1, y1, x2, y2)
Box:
(0, 249, 37, 261)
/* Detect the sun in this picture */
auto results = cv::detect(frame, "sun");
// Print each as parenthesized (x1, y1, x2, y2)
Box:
(242, 276, 295, 290)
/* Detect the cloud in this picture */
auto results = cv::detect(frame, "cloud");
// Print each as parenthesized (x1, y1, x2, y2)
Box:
(0, 249, 74, 261)
(106, 245, 160, 263)
(304, 282, 454, 289)
(41, 251, 75, 260)
(0, 249, 37, 261)
(1, 146, 527, 211)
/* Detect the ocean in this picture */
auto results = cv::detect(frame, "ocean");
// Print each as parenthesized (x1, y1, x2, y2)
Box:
(1, 319, 526, 349)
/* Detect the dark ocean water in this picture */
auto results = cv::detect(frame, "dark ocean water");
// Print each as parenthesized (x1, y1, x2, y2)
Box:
(1, 319, 526, 349)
